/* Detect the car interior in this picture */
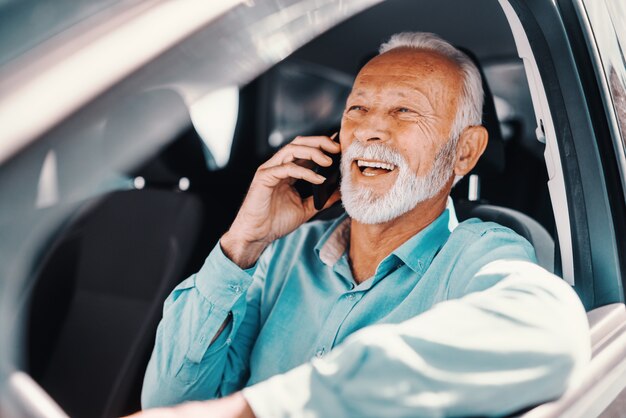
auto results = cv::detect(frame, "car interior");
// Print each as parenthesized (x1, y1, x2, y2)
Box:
(1, 0, 625, 417)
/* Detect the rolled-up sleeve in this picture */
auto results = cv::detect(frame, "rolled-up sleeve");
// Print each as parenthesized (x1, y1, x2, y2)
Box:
(243, 260, 590, 418)
(142, 241, 271, 408)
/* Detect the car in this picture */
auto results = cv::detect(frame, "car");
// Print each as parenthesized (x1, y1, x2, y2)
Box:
(0, 0, 625, 417)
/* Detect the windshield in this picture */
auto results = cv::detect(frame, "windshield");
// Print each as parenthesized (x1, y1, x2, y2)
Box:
(0, 2, 386, 411)
(0, 0, 143, 67)
(582, 0, 626, 147)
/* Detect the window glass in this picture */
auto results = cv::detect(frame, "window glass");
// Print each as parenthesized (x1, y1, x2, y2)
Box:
(583, 0, 626, 147)
(189, 87, 239, 170)
(269, 69, 347, 146)
(604, 0, 626, 140)
(0, 5, 391, 415)
(35, 150, 59, 209)
(263, 63, 352, 150)
(0, 0, 136, 67)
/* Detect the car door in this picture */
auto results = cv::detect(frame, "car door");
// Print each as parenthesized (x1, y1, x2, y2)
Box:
(498, 0, 626, 416)
(1, 0, 626, 417)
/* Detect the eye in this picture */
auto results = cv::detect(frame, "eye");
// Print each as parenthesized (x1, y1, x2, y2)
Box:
(347, 105, 366, 112)
(396, 107, 413, 113)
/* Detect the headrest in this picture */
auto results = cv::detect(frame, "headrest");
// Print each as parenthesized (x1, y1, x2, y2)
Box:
(102, 89, 213, 191)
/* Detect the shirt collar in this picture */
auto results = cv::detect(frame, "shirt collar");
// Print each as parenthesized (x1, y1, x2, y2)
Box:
(315, 213, 351, 266)
(314, 198, 458, 271)
(392, 207, 452, 273)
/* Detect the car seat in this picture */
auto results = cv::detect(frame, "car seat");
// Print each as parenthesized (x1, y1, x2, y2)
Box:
(26, 90, 207, 418)
(453, 48, 555, 272)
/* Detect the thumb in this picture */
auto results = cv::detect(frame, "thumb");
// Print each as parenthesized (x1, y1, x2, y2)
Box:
(303, 189, 342, 220)
(322, 189, 342, 210)
(302, 196, 319, 220)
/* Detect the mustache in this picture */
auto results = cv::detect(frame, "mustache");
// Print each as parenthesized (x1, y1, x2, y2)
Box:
(341, 141, 407, 168)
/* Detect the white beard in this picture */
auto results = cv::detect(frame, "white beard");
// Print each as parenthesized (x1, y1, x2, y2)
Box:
(340, 139, 456, 224)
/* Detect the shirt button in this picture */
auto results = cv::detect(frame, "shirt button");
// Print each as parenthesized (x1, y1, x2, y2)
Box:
(346, 293, 355, 301)
(315, 347, 326, 358)
(229, 284, 242, 294)
(226, 338, 232, 345)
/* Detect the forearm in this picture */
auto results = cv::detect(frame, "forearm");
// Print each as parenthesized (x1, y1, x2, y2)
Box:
(243, 261, 590, 418)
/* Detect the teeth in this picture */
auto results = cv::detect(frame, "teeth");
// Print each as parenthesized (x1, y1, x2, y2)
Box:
(356, 160, 395, 171)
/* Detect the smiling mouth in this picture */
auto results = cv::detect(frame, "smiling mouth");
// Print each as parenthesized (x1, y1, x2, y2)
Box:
(356, 159, 397, 177)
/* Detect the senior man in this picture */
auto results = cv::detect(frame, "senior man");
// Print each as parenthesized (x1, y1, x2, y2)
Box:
(138, 32, 590, 418)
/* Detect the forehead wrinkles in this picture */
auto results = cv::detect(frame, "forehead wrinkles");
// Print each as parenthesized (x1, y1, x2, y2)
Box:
(367, 47, 460, 74)
(349, 75, 448, 111)
(355, 49, 464, 101)
(352, 76, 432, 98)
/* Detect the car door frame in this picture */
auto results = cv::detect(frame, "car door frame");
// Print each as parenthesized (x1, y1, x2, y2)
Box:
(498, 0, 626, 415)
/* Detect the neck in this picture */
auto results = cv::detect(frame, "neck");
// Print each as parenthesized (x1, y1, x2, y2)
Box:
(348, 191, 449, 283)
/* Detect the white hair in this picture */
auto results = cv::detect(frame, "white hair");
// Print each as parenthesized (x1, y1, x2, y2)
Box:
(379, 32, 484, 142)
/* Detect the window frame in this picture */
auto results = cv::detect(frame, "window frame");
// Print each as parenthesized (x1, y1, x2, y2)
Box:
(500, 0, 625, 309)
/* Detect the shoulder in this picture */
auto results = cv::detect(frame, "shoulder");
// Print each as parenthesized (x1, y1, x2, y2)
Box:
(442, 218, 539, 298)
(452, 217, 524, 238)
(450, 218, 536, 256)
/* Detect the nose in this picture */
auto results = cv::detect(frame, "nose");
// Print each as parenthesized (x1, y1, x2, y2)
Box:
(352, 112, 390, 144)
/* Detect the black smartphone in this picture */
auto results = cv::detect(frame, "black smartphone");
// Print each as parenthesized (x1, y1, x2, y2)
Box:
(312, 134, 341, 210)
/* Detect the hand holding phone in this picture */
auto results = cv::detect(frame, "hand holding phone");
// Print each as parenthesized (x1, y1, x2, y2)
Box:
(223, 134, 341, 268)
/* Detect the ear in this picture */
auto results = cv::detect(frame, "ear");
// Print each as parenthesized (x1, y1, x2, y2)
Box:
(453, 125, 488, 176)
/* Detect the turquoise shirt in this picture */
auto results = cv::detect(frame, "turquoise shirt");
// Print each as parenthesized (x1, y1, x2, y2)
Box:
(142, 206, 590, 417)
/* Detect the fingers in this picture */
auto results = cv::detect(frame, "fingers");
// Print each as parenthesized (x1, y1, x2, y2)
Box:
(278, 144, 333, 167)
(292, 135, 341, 154)
(257, 162, 325, 187)
(262, 136, 341, 169)
(254, 134, 341, 189)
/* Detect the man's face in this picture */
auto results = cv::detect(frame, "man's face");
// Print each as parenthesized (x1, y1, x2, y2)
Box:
(339, 48, 464, 224)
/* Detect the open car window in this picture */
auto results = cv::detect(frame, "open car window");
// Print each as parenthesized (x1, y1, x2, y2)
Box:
(1, 0, 626, 417)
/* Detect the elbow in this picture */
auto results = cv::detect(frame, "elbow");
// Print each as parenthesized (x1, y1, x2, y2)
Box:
(140, 353, 185, 409)
(140, 388, 159, 410)
(140, 374, 188, 410)
(140, 358, 166, 409)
